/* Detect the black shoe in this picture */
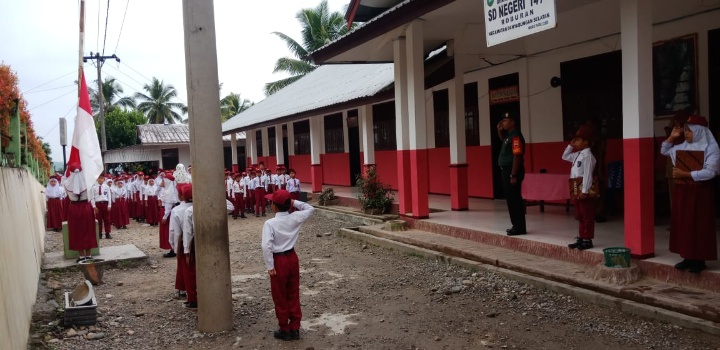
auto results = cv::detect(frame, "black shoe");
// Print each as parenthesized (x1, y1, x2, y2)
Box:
(98, 234, 103, 240)
(233, 216, 237, 220)
(76, 257, 87, 263)
(506, 228, 527, 236)
(505, 227, 514, 233)
(577, 239, 593, 250)
(262, 213, 266, 217)
(163, 251, 176, 258)
(174, 291, 187, 299)
(273, 330, 291, 341)
(105, 233, 112, 239)
(185, 302, 197, 309)
(674, 259, 691, 270)
(240, 215, 247, 218)
(289, 330, 300, 340)
(122, 226, 127, 229)
(688, 260, 707, 274)
(568, 237, 583, 249)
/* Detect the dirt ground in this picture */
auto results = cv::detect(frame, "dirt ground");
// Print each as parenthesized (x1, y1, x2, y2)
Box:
(29, 207, 720, 350)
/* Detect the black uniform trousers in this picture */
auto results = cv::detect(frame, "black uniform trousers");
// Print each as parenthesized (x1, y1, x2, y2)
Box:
(501, 166, 526, 232)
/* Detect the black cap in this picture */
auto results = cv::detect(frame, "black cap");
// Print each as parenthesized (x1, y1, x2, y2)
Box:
(502, 112, 516, 120)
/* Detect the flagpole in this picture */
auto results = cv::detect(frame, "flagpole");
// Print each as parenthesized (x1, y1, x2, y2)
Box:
(78, 0, 85, 96)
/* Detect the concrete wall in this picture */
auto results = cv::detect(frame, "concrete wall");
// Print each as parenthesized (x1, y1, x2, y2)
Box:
(177, 145, 192, 167)
(0, 167, 46, 350)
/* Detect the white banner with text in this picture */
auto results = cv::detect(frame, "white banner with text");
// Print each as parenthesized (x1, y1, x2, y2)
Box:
(484, 0, 557, 47)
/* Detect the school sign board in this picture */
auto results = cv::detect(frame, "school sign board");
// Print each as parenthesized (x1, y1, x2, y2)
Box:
(484, 0, 557, 47)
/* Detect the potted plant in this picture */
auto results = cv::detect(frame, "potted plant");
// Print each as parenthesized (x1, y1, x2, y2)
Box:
(318, 187, 339, 206)
(356, 166, 394, 215)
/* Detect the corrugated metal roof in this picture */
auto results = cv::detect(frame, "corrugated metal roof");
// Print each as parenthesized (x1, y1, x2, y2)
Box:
(222, 63, 394, 133)
(137, 124, 190, 145)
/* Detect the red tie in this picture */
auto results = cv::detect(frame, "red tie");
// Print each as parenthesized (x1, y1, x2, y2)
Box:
(98, 185, 102, 195)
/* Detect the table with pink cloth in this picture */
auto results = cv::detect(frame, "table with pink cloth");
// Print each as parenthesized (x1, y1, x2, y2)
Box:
(521, 173, 571, 212)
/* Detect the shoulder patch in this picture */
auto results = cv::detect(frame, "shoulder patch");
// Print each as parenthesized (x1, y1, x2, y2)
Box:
(512, 137, 523, 155)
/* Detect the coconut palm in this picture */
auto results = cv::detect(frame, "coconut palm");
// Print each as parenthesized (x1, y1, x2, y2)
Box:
(265, 0, 354, 95)
(134, 78, 186, 124)
(89, 77, 136, 115)
(221, 93, 254, 121)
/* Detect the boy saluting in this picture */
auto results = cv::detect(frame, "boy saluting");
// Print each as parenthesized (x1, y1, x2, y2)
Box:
(261, 189, 315, 341)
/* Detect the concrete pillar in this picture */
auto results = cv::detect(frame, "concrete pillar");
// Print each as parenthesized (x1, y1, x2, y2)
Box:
(342, 110, 350, 153)
(360, 104, 375, 166)
(181, 0, 233, 332)
(247, 128, 257, 166)
(621, 0, 655, 259)
(230, 133, 238, 172)
(449, 42, 469, 211)
(261, 127, 269, 164)
(309, 116, 323, 193)
(406, 20, 429, 219)
(393, 37, 413, 215)
(275, 124, 285, 166)
(287, 122, 295, 156)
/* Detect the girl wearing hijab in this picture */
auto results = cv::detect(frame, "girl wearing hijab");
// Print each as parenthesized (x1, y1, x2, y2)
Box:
(160, 173, 179, 257)
(45, 176, 65, 232)
(175, 163, 191, 184)
(112, 178, 130, 229)
(63, 163, 98, 262)
(144, 177, 160, 226)
(661, 115, 720, 273)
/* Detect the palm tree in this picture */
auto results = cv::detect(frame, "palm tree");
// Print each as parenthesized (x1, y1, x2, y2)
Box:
(220, 93, 254, 121)
(265, 0, 354, 95)
(134, 78, 186, 124)
(89, 77, 136, 115)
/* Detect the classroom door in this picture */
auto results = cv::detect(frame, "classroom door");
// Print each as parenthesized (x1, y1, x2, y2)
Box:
(709, 28, 720, 214)
(347, 110, 361, 186)
(488, 73, 521, 199)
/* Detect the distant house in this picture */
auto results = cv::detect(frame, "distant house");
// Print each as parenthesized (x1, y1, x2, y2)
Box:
(103, 124, 245, 171)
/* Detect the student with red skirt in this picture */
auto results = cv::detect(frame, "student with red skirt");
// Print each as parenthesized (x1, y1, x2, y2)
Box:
(112, 178, 129, 229)
(63, 163, 98, 262)
(45, 176, 65, 232)
(254, 169, 268, 217)
(661, 115, 720, 274)
(144, 178, 160, 226)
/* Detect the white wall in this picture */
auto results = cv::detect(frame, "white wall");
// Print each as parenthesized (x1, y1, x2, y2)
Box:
(0, 167, 46, 350)
(178, 146, 192, 167)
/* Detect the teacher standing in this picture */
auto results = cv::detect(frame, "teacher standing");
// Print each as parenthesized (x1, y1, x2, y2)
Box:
(497, 113, 527, 236)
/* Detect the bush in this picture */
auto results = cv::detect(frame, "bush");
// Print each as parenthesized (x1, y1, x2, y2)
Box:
(317, 187, 338, 205)
(356, 166, 394, 213)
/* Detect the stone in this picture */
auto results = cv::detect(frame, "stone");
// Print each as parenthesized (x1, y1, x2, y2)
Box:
(76, 330, 88, 336)
(323, 232, 333, 236)
(47, 300, 59, 309)
(116, 281, 124, 286)
(435, 336, 441, 341)
(134, 311, 145, 317)
(384, 220, 407, 232)
(127, 330, 135, 335)
(87, 332, 106, 340)
(48, 338, 61, 343)
(105, 294, 114, 299)
(316, 233, 322, 237)
(462, 280, 473, 286)
(486, 312, 500, 318)
(361, 244, 368, 250)
(66, 329, 78, 337)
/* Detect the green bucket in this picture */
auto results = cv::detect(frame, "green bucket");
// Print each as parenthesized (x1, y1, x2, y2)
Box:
(603, 247, 631, 268)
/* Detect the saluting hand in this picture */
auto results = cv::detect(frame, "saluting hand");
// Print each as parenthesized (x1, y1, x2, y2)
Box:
(668, 126, 683, 141)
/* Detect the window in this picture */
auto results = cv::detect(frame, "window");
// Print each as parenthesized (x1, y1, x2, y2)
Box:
(324, 113, 345, 153)
(372, 101, 396, 151)
(294, 120, 311, 155)
(268, 127, 276, 156)
(465, 82, 480, 146)
(433, 89, 450, 148)
(255, 130, 263, 157)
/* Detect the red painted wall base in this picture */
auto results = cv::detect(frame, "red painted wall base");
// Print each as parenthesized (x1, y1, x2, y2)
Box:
(396, 150, 413, 215)
(409, 149, 429, 219)
(450, 164, 469, 211)
(311, 163, 323, 193)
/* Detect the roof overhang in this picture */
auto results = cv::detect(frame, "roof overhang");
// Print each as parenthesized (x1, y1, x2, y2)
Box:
(346, 0, 404, 25)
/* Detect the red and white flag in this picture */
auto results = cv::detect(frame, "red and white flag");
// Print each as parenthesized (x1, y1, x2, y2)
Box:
(65, 72, 103, 190)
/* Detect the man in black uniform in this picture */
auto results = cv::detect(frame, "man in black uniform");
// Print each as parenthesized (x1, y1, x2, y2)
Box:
(497, 113, 527, 236)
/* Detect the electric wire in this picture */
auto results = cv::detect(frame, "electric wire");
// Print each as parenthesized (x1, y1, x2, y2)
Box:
(28, 88, 78, 111)
(23, 69, 80, 93)
(96, 0, 101, 53)
(102, 0, 111, 56)
(114, 0, 130, 54)
(24, 84, 77, 94)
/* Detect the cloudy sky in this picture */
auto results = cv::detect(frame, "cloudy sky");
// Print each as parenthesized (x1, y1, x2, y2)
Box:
(0, 0, 349, 164)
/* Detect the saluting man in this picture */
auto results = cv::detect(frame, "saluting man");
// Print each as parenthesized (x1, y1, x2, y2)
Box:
(497, 113, 527, 236)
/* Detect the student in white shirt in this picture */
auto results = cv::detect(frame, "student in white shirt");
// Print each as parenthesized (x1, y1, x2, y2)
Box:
(261, 189, 314, 341)
(562, 126, 597, 250)
(91, 174, 113, 239)
(254, 169, 269, 217)
(169, 183, 192, 304)
(232, 174, 247, 219)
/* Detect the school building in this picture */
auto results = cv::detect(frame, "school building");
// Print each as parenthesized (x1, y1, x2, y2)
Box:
(222, 0, 720, 263)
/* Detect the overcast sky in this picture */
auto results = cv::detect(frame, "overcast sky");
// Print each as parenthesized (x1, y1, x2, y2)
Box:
(0, 0, 349, 166)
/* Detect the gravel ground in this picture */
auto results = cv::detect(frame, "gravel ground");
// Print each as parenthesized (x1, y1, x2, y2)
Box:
(29, 207, 720, 350)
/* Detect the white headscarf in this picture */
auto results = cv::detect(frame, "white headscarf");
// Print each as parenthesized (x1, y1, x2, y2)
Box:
(667, 124, 720, 175)
(45, 178, 64, 198)
(160, 177, 179, 204)
(64, 169, 87, 195)
(175, 164, 191, 184)
(113, 180, 127, 198)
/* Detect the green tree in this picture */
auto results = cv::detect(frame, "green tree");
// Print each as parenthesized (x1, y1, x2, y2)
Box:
(221, 92, 254, 121)
(99, 109, 147, 150)
(39, 137, 52, 164)
(89, 77, 136, 115)
(265, 0, 354, 95)
(135, 77, 186, 124)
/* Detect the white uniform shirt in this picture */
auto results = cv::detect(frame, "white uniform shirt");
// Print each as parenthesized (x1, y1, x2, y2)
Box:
(182, 205, 195, 254)
(562, 145, 597, 194)
(286, 178, 301, 193)
(226, 177, 234, 196)
(261, 201, 315, 270)
(143, 184, 158, 200)
(169, 201, 191, 253)
(90, 183, 112, 208)
(254, 175, 268, 191)
(232, 181, 244, 196)
(247, 176, 257, 190)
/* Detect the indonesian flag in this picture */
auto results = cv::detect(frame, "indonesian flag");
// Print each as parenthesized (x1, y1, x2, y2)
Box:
(64, 72, 103, 190)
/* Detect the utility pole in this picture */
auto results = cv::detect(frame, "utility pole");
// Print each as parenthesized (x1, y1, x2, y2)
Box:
(83, 52, 120, 152)
(182, 0, 233, 332)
